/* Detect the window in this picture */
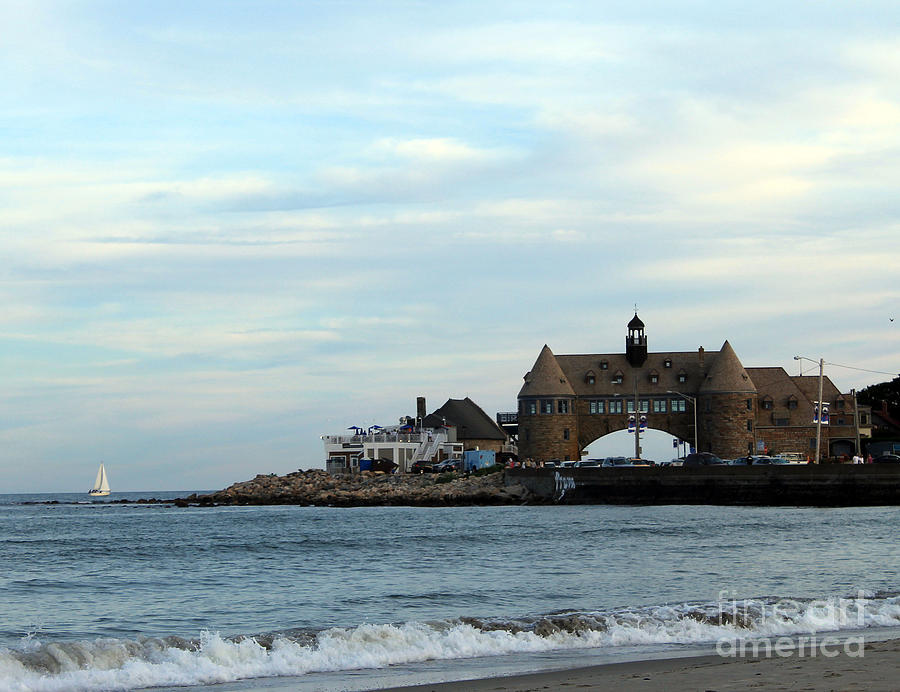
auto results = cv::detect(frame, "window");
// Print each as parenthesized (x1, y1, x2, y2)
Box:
(861, 413, 868, 424)
(746, 399, 752, 410)
(836, 400, 845, 410)
(528, 401, 537, 415)
(678, 370, 687, 383)
(653, 399, 667, 413)
(788, 400, 797, 410)
(627, 400, 635, 414)
(590, 401, 605, 414)
(557, 400, 569, 414)
(640, 400, 649, 413)
(587, 375, 595, 385)
(837, 418, 845, 425)
(809, 438, 817, 449)
(600, 360, 608, 370)
(563, 428, 570, 440)
(613, 371, 624, 384)
(705, 399, 711, 413)
(762, 398, 773, 410)
(649, 370, 659, 384)
(775, 417, 789, 426)
(746, 420, 753, 431)
(672, 399, 686, 413)
(609, 400, 623, 414)
(664, 358, 672, 368)
(542, 400, 552, 414)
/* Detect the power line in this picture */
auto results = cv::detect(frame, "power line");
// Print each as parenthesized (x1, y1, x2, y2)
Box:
(824, 361, 899, 377)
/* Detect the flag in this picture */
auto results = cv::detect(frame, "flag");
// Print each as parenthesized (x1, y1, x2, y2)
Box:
(639, 415, 647, 432)
(821, 404, 830, 425)
(627, 415, 635, 434)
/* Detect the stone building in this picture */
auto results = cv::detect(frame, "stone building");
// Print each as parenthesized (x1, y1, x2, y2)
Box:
(517, 314, 868, 462)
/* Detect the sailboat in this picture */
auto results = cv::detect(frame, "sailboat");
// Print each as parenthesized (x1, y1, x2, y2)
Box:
(89, 463, 111, 496)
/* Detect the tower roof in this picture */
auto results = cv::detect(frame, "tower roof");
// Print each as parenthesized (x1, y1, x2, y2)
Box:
(628, 313, 644, 330)
(518, 345, 576, 397)
(698, 340, 756, 393)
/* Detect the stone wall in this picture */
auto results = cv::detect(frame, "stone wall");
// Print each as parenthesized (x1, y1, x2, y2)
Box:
(518, 407, 580, 461)
(700, 392, 756, 458)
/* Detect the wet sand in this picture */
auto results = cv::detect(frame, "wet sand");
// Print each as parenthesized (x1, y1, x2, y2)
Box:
(380, 638, 900, 692)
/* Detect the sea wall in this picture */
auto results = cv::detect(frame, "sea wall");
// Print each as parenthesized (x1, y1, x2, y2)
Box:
(505, 465, 900, 506)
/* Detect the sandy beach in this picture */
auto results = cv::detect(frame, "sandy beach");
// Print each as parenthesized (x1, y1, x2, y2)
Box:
(381, 638, 900, 692)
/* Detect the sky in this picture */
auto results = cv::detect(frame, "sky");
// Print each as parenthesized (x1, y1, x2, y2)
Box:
(2, 1, 899, 492)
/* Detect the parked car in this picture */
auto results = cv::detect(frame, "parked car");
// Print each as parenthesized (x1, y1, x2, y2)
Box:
(602, 456, 631, 467)
(668, 458, 685, 467)
(627, 458, 654, 467)
(729, 456, 752, 465)
(432, 459, 462, 473)
(873, 454, 900, 464)
(574, 459, 602, 467)
(410, 460, 435, 473)
(683, 452, 727, 466)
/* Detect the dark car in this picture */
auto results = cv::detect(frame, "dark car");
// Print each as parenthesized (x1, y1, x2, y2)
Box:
(683, 452, 726, 466)
(873, 454, 900, 464)
(432, 459, 463, 473)
(410, 460, 435, 473)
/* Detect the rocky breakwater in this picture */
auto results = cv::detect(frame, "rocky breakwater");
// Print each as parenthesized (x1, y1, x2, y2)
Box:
(179, 468, 537, 507)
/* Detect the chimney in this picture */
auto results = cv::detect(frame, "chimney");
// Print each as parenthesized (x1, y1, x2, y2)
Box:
(698, 346, 705, 368)
(417, 397, 427, 421)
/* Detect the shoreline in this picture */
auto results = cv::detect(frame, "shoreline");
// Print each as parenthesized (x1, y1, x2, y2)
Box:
(377, 637, 900, 692)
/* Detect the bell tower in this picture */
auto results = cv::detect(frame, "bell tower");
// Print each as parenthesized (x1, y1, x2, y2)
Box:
(625, 313, 648, 367)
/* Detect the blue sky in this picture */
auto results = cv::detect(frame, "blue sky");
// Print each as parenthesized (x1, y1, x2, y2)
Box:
(2, 1, 899, 491)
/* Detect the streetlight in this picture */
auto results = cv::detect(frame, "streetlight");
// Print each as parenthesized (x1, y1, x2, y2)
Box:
(667, 390, 698, 455)
(794, 355, 825, 464)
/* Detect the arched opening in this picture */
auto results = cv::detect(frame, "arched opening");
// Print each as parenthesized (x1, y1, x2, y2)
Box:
(582, 427, 685, 463)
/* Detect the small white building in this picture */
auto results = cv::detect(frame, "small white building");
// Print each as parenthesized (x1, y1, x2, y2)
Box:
(322, 420, 462, 474)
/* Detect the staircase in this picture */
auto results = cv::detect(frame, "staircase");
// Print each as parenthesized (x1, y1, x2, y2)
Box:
(412, 431, 447, 463)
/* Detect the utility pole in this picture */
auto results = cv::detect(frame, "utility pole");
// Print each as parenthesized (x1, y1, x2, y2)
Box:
(634, 375, 641, 459)
(815, 357, 824, 464)
(852, 388, 861, 456)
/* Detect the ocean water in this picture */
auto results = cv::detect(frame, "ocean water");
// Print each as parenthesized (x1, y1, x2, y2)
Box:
(1, 492, 899, 691)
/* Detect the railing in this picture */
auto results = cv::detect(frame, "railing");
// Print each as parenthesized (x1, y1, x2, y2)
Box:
(323, 433, 426, 445)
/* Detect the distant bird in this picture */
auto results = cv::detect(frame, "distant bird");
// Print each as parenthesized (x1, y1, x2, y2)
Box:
(891, 317, 895, 322)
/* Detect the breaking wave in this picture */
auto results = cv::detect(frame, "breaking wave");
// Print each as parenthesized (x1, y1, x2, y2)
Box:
(3, 592, 899, 691)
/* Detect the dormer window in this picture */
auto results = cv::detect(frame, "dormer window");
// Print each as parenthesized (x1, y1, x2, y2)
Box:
(649, 369, 659, 384)
(836, 397, 845, 410)
(613, 371, 624, 385)
(762, 395, 773, 410)
(787, 396, 798, 410)
(600, 360, 609, 370)
(677, 370, 687, 383)
(585, 370, 596, 385)
(664, 358, 672, 368)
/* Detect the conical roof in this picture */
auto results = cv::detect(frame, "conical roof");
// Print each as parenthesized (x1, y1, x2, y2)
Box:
(518, 345, 576, 397)
(628, 313, 644, 329)
(699, 341, 756, 393)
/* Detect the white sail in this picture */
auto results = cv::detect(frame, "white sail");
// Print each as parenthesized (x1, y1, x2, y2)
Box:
(89, 463, 111, 495)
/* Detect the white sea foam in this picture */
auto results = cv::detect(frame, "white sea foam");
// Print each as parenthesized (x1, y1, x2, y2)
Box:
(2, 594, 899, 691)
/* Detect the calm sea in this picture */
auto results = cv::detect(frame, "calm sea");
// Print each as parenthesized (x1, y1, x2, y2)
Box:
(1, 492, 899, 691)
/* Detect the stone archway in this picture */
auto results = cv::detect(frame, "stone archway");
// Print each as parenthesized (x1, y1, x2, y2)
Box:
(581, 427, 686, 463)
